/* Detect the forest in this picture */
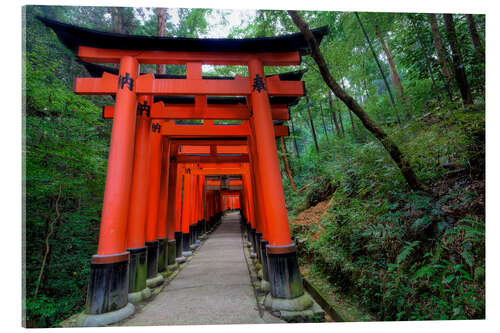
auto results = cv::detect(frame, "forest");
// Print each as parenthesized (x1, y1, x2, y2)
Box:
(23, 5, 485, 327)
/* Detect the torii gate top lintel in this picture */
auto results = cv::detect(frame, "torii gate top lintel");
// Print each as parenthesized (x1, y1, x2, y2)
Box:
(38, 16, 328, 65)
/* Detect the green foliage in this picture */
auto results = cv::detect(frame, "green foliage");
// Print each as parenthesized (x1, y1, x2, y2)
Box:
(288, 103, 485, 321)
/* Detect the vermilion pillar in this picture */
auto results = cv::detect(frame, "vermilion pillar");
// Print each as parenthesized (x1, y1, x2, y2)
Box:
(156, 137, 171, 275)
(144, 121, 164, 287)
(181, 166, 193, 255)
(174, 163, 185, 261)
(86, 56, 138, 316)
(166, 160, 179, 267)
(248, 57, 304, 300)
(125, 95, 152, 303)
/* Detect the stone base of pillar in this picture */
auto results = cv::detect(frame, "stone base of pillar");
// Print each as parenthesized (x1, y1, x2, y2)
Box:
(127, 286, 152, 304)
(175, 256, 186, 264)
(182, 251, 193, 257)
(76, 302, 135, 327)
(263, 292, 325, 322)
(167, 262, 179, 271)
(260, 279, 271, 293)
(146, 274, 164, 288)
(85, 252, 130, 315)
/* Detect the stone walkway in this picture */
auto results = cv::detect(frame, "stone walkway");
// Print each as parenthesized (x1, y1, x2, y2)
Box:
(119, 211, 284, 326)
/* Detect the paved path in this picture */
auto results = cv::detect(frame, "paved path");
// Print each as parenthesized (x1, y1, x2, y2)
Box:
(119, 212, 284, 326)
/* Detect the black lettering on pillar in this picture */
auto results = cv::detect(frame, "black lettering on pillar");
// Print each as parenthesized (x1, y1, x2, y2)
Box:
(118, 72, 134, 91)
(152, 122, 161, 133)
(137, 101, 151, 117)
(252, 74, 266, 93)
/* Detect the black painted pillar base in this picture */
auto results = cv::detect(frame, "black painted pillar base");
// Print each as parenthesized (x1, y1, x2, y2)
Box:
(266, 244, 304, 299)
(145, 240, 159, 279)
(157, 238, 168, 273)
(174, 232, 183, 257)
(85, 252, 130, 315)
(200, 219, 206, 237)
(127, 247, 148, 294)
(182, 232, 192, 256)
(167, 239, 177, 266)
(260, 240, 270, 281)
(246, 224, 252, 248)
(189, 225, 194, 245)
(250, 228, 257, 257)
(255, 232, 263, 263)
(195, 220, 201, 241)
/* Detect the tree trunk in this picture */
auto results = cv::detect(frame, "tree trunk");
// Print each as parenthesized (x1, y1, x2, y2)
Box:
(374, 23, 404, 98)
(466, 14, 485, 60)
(156, 8, 167, 75)
(348, 108, 356, 133)
(408, 16, 440, 98)
(328, 91, 341, 136)
(443, 14, 473, 105)
(428, 13, 454, 100)
(289, 10, 430, 193)
(337, 108, 345, 136)
(354, 12, 401, 124)
(290, 115, 300, 158)
(319, 103, 330, 142)
(34, 185, 62, 298)
(280, 137, 297, 192)
(306, 96, 320, 152)
(374, 21, 411, 120)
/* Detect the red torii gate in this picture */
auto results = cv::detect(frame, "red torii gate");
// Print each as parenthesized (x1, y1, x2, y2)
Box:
(39, 16, 328, 326)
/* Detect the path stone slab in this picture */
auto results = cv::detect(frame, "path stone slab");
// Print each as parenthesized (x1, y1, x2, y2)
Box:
(118, 212, 284, 326)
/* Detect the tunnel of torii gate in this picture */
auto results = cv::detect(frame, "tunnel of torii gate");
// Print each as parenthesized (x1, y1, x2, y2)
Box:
(38, 16, 328, 325)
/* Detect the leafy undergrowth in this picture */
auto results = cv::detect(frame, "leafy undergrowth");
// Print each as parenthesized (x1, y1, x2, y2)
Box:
(286, 104, 485, 321)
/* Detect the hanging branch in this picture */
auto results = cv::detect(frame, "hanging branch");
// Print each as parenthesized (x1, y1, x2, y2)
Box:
(34, 184, 62, 298)
(280, 137, 297, 192)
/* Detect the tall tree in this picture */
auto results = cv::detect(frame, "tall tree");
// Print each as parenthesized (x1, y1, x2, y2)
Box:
(407, 15, 440, 98)
(466, 14, 485, 60)
(443, 14, 473, 105)
(428, 13, 454, 100)
(337, 106, 345, 135)
(156, 8, 166, 75)
(280, 137, 297, 192)
(289, 10, 430, 193)
(328, 91, 341, 136)
(373, 16, 410, 119)
(319, 103, 330, 142)
(306, 96, 320, 152)
(354, 12, 401, 123)
(290, 115, 301, 158)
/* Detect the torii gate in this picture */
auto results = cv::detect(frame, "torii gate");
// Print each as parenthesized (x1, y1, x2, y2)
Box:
(38, 16, 328, 326)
